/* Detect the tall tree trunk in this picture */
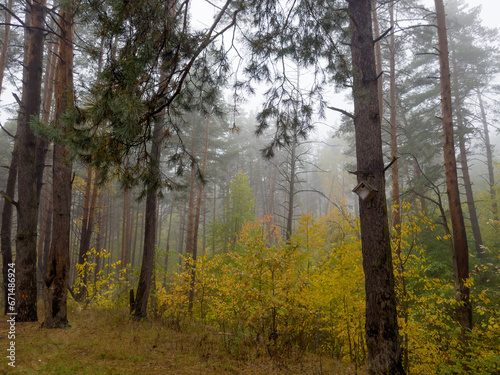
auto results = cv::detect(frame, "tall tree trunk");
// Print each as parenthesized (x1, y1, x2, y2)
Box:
(371, 0, 384, 121)
(389, 2, 400, 235)
(132, 118, 163, 320)
(346, 1, 403, 373)
(1, 137, 17, 315)
(15, 0, 47, 322)
(434, 0, 472, 345)
(43, 3, 74, 328)
(477, 90, 498, 220)
(0, 0, 14, 95)
(450, 49, 483, 258)
(188, 115, 210, 313)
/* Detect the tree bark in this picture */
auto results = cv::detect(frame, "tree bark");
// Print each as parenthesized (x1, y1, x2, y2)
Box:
(434, 0, 472, 344)
(371, 0, 384, 122)
(43, 4, 74, 328)
(1, 137, 17, 315)
(0, 0, 14, 96)
(132, 118, 163, 320)
(346, 0, 403, 373)
(15, 0, 47, 322)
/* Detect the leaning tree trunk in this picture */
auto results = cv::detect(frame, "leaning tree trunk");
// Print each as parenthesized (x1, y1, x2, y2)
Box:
(434, 0, 472, 346)
(15, 0, 47, 322)
(43, 4, 74, 329)
(346, 0, 404, 373)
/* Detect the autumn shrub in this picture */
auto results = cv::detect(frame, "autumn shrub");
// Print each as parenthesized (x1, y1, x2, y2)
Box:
(71, 247, 133, 309)
(395, 203, 500, 374)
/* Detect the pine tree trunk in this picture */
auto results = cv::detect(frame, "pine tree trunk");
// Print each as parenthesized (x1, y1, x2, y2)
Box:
(43, 4, 74, 328)
(121, 187, 132, 269)
(389, 2, 400, 235)
(15, 0, 47, 322)
(132, 118, 163, 320)
(0, 0, 14, 96)
(346, 1, 403, 373)
(477, 90, 498, 220)
(450, 50, 483, 258)
(188, 115, 210, 313)
(371, 0, 384, 121)
(1, 137, 18, 315)
(434, 0, 472, 345)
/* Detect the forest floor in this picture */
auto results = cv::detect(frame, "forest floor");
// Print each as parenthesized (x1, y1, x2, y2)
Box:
(0, 304, 363, 375)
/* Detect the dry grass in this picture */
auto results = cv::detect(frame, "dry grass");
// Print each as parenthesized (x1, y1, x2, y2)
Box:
(0, 303, 363, 375)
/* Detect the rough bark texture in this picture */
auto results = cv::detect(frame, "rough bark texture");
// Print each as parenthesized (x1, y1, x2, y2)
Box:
(132, 119, 162, 320)
(371, 0, 384, 121)
(434, 0, 472, 342)
(15, 0, 47, 322)
(347, 1, 403, 373)
(1, 138, 17, 315)
(43, 5, 74, 328)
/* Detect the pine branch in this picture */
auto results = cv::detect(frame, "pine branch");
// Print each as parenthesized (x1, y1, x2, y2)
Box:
(326, 105, 354, 119)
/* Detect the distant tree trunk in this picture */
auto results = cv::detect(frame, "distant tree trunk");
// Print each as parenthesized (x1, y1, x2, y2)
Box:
(0, 0, 14, 95)
(164, 194, 175, 283)
(76, 168, 99, 300)
(15, 0, 47, 322)
(188, 115, 210, 313)
(477, 90, 498, 220)
(434, 0, 472, 345)
(94, 197, 103, 288)
(121, 187, 132, 269)
(132, 118, 163, 320)
(389, 2, 400, 235)
(286, 134, 297, 241)
(346, 0, 403, 373)
(43, 3, 74, 328)
(178, 204, 186, 265)
(450, 49, 483, 258)
(131, 201, 140, 269)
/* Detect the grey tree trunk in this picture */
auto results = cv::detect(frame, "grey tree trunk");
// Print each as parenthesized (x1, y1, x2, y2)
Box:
(346, 0, 403, 373)
(43, 3, 74, 328)
(15, 0, 47, 322)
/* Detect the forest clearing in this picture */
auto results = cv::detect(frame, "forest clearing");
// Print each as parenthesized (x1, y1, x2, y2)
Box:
(1, 0, 500, 374)
(0, 305, 361, 375)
